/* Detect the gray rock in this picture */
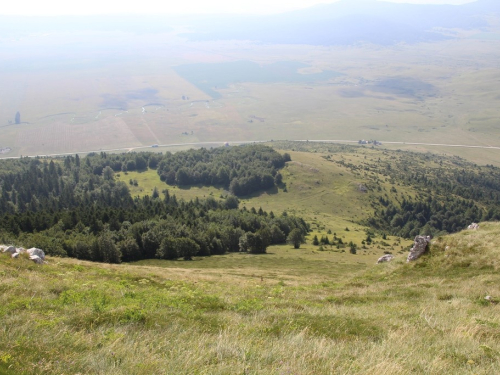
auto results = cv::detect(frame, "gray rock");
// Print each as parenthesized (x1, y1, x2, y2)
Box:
(11, 252, 19, 259)
(468, 223, 479, 230)
(407, 235, 431, 262)
(2, 246, 17, 254)
(377, 254, 394, 263)
(29, 255, 44, 264)
(27, 248, 45, 260)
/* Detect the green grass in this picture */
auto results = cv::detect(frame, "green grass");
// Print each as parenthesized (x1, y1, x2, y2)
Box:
(2, 223, 500, 374)
(118, 148, 413, 251)
(116, 168, 165, 198)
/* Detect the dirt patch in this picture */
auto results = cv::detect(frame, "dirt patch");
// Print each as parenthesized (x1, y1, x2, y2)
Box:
(289, 161, 319, 173)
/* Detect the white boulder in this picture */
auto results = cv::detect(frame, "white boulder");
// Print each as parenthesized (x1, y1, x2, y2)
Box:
(377, 254, 394, 263)
(29, 255, 44, 264)
(27, 248, 45, 260)
(2, 246, 17, 254)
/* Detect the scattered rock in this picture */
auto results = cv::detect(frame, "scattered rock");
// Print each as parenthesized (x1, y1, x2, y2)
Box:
(27, 248, 45, 261)
(29, 255, 44, 265)
(407, 235, 431, 262)
(358, 184, 368, 193)
(484, 295, 498, 304)
(2, 245, 46, 265)
(468, 223, 479, 230)
(377, 254, 394, 263)
(2, 246, 17, 254)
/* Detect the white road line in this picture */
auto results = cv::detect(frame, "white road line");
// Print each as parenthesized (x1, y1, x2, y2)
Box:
(1, 139, 498, 160)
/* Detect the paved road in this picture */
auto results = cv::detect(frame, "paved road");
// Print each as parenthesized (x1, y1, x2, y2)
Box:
(0, 141, 265, 159)
(1, 139, 499, 159)
(303, 140, 500, 150)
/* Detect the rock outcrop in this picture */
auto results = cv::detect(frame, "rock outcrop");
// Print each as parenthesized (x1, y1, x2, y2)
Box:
(1, 245, 46, 264)
(468, 223, 480, 230)
(2, 246, 17, 254)
(29, 255, 44, 264)
(377, 254, 394, 263)
(27, 248, 45, 261)
(407, 235, 431, 262)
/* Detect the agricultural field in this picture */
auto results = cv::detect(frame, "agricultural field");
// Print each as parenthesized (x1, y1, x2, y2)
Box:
(1, 29, 500, 165)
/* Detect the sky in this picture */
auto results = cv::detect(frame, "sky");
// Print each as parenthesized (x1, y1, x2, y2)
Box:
(0, 0, 477, 17)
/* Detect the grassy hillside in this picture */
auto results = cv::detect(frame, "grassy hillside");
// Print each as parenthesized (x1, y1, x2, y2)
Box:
(118, 141, 500, 246)
(116, 145, 411, 251)
(1, 223, 500, 374)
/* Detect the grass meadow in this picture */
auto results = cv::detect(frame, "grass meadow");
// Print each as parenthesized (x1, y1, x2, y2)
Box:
(1, 223, 500, 374)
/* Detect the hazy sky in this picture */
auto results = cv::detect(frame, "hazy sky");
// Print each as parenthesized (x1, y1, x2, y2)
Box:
(1, 0, 476, 16)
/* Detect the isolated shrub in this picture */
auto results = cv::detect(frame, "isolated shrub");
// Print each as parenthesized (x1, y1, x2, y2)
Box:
(287, 228, 305, 249)
(313, 235, 319, 246)
(246, 232, 267, 254)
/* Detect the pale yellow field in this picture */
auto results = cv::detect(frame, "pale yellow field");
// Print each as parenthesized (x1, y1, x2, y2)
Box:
(1, 32, 500, 165)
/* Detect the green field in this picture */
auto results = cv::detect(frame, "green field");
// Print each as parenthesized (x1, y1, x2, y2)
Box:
(1, 31, 500, 165)
(2, 221, 500, 374)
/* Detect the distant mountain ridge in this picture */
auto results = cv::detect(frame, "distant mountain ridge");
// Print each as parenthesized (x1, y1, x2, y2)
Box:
(2, 0, 498, 45)
(185, 0, 500, 45)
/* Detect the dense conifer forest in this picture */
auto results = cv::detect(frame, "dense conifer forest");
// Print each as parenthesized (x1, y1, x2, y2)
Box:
(0, 145, 306, 263)
(155, 145, 290, 196)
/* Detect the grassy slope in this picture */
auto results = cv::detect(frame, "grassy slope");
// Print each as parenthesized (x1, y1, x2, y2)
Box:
(1, 223, 500, 374)
(116, 147, 413, 251)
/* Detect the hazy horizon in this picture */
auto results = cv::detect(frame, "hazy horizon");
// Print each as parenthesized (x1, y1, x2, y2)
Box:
(1, 0, 499, 162)
(1, 0, 477, 17)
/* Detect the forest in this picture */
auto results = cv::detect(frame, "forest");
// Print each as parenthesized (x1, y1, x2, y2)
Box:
(3, 143, 500, 263)
(330, 150, 500, 237)
(155, 145, 290, 196)
(0, 145, 307, 263)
